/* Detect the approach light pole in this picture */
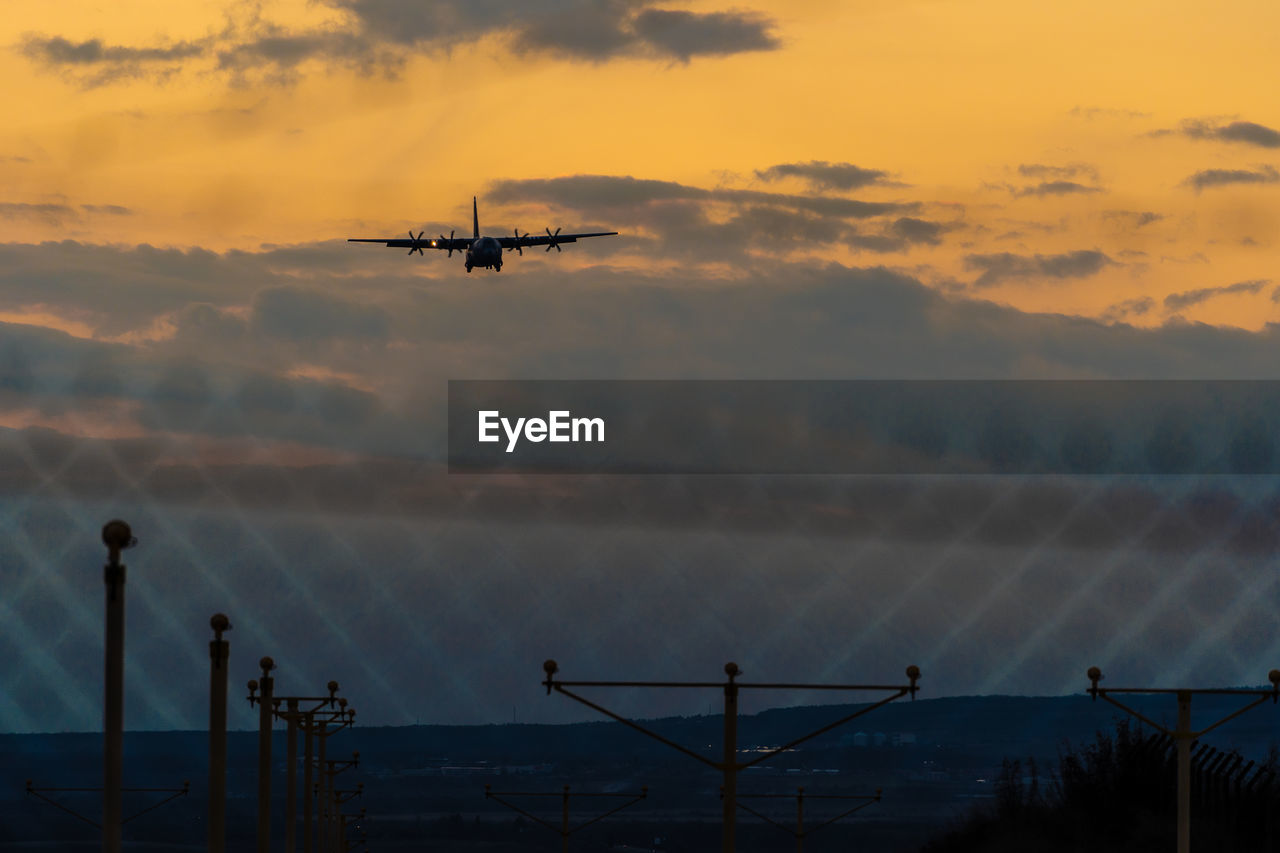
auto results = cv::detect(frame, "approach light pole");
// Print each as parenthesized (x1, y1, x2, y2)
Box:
(335, 806, 366, 853)
(542, 659, 919, 853)
(311, 703, 356, 853)
(208, 613, 232, 853)
(320, 753, 359, 853)
(1086, 666, 1280, 853)
(101, 519, 135, 853)
(484, 784, 648, 853)
(725, 787, 881, 853)
(332, 788, 364, 853)
(270, 683, 348, 853)
(247, 658, 276, 853)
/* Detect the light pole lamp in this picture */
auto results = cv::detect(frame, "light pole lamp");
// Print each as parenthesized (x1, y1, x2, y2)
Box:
(542, 659, 919, 853)
(1086, 666, 1280, 853)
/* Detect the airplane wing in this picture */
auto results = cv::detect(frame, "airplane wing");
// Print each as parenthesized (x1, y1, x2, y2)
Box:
(497, 230, 618, 251)
(347, 234, 472, 252)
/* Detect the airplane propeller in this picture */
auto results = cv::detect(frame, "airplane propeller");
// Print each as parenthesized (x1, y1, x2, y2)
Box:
(510, 228, 525, 255)
(439, 230, 455, 257)
(545, 227, 562, 252)
(407, 231, 426, 255)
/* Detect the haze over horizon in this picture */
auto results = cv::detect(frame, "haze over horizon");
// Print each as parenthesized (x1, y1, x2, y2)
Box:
(2, 1, 1279, 734)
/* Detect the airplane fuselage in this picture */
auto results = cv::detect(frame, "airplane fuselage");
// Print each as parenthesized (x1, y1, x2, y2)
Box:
(347, 196, 617, 270)
(466, 236, 503, 272)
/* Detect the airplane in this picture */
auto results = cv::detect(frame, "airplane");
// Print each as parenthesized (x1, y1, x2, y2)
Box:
(348, 197, 618, 273)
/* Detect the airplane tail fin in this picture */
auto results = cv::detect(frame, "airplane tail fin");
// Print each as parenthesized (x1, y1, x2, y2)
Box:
(473, 196, 479, 240)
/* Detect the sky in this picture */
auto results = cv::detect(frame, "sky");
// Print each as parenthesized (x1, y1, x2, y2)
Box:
(2, 0, 1280, 733)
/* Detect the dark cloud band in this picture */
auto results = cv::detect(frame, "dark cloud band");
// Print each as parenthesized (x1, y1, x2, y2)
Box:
(963, 249, 1113, 287)
(1181, 165, 1280, 191)
(21, 0, 781, 87)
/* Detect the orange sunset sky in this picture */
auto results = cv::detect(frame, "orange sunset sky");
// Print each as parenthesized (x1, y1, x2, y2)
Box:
(2, 0, 1278, 330)
(8, 1, 1280, 733)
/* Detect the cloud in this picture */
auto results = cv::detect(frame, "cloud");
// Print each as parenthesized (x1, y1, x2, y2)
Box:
(173, 302, 248, 344)
(0, 202, 77, 225)
(10, 236, 1280, 480)
(80, 204, 133, 216)
(485, 173, 931, 261)
(1099, 296, 1154, 323)
(889, 217, 951, 245)
(1015, 181, 1103, 198)
(1213, 121, 1280, 148)
(0, 202, 134, 225)
(846, 233, 905, 253)
(1103, 210, 1164, 229)
(1177, 118, 1280, 149)
(14, 248, 1280, 731)
(329, 0, 780, 63)
(488, 174, 916, 220)
(215, 30, 389, 84)
(1017, 163, 1098, 181)
(845, 217, 955, 253)
(21, 1, 780, 89)
(1162, 279, 1271, 312)
(21, 35, 204, 65)
(20, 34, 206, 85)
(250, 286, 391, 341)
(508, 3, 639, 60)
(963, 249, 1114, 288)
(7, 462, 1280, 731)
(1181, 165, 1280, 192)
(1069, 106, 1151, 120)
(490, 175, 696, 208)
(755, 161, 896, 192)
(993, 167, 1104, 198)
(628, 8, 780, 61)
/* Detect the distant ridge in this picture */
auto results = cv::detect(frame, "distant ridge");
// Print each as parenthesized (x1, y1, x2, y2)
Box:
(4, 693, 1276, 761)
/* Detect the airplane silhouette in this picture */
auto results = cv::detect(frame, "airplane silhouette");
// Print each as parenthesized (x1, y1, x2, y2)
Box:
(348, 197, 617, 273)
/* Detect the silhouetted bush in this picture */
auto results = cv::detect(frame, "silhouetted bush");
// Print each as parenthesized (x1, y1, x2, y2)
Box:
(920, 720, 1279, 852)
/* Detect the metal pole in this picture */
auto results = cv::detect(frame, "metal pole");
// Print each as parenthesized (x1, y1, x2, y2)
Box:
(286, 700, 299, 853)
(102, 520, 132, 853)
(722, 662, 739, 853)
(796, 787, 804, 853)
(324, 766, 332, 853)
(562, 785, 570, 853)
(544, 660, 917, 853)
(258, 657, 275, 853)
(1177, 691, 1191, 853)
(303, 712, 314, 853)
(1085, 669, 1280, 853)
(209, 614, 231, 853)
(317, 722, 328, 853)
